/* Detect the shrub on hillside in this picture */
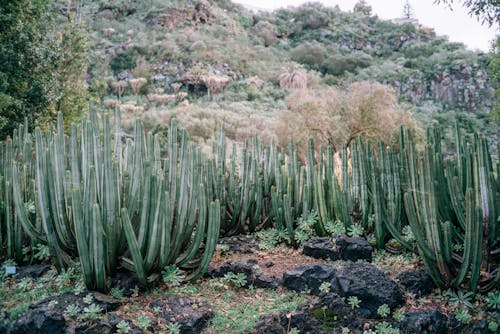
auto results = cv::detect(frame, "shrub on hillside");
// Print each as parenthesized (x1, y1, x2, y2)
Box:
(277, 81, 419, 153)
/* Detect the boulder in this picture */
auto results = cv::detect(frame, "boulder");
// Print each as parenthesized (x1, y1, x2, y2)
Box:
(217, 235, 260, 254)
(207, 259, 278, 288)
(332, 262, 405, 318)
(282, 263, 337, 295)
(303, 236, 372, 262)
(149, 295, 212, 334)
(14, 265, 52, 282)
(396, 268, 435, 297)
(9, 309, 65, 334)
(399, 310, 448, 334)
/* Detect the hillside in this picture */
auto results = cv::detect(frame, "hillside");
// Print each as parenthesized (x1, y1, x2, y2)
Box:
(76, 0, 497, 147)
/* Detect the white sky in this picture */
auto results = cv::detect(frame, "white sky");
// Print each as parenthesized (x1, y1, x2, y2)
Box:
(234, 0, 498, 52)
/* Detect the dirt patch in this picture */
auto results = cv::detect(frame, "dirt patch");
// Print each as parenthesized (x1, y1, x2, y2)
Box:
(210, 246, 331, 280)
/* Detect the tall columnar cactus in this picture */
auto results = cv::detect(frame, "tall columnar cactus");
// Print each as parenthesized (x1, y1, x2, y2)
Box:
(401, 126, 499, 292)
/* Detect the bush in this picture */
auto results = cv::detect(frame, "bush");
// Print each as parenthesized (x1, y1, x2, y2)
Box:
(277, 81, 419, 153)
(110, 51, 138, 75)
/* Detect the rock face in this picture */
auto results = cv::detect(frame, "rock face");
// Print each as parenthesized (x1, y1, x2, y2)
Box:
(282, 263, 337, 295)
(207, 259, 278, 288)
(303, 236, 373, 262)
(399, 310, 448, 334)
(149, 296, 213, 334)
(396, 268, 435, 297)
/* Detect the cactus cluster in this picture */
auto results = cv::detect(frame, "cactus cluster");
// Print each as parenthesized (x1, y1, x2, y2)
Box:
(0, 113, 498, 292)
(1, 112, 220, 292)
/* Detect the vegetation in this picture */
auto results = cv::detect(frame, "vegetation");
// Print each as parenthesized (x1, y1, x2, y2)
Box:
(0, 0, 88, 138)
(0, 0, 498, 331)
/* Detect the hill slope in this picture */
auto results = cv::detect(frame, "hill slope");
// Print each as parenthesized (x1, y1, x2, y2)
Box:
(79, 0, 497, 145)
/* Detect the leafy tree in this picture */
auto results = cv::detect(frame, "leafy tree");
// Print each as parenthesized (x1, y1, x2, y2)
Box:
(434, 0, 499, 27)
(0, 0, 88, 138)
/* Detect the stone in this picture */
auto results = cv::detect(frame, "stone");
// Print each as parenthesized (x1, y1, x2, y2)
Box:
(217, 235, 260, 253)
(399, 310, 448, 334)
(396, 268, 435, 297)
(250, 306, 321, 334)
(334, 235, 373, 262)
(282, 263, 337, 295)
(9, 309, 65, 334)
(0, 312, 9, 334)
(249, 314, 285, 334)
(30, 291, 121, 314)
(111, 271, 143, 297)
(207, 259, 278, 288)
(302, 237, 341, 261)
(149, 295, 212, 334)
(331, 262, 405, 318)
(73, 313, 143, 334)
(14, 265, 52, 281)
(302, 236, 372, 262)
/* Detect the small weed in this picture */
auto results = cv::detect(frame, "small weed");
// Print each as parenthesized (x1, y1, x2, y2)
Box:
(455, 308, 472, 325)
(377, 304, 391, 318)
(162, 265, 186, 287)
(223, 272, 247, 288)
(116, 320, 131, 333)
(137, 315, 151, 330)
(392, 309, 405, 322)
(82, 303, 103, 321)
(64, 304, 80, 318)
(325, 219, 346, 235)
(486, 291, 500, 310)
(83, 293, 94, 305)
(166, 322, 181, 334)
(346, 224, 364, 238)
(347, 296, 361, 310)
(33, 244, 51, 262)
(319, 282, 331, 294)
(488, 321, 498, 332)
(111, 287, 125, 300)
(375, 321, 400, 334)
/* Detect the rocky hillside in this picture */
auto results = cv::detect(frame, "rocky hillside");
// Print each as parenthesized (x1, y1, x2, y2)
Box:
(78, 0, 497, 142)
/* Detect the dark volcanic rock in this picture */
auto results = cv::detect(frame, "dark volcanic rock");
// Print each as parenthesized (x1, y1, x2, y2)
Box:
(283, 263, 337, 295)
(331, 262, 405, 318)
(302, 237, 341, 261)
(207, 259, 278, 288)
(217, 235, 260, 253)
(73, 313, 143, 334)
(249, 314, 285, 334)
(149, 295, 212, 334)
(399, 310, 448, 334)
(249, 306, 321, 334)
(396, 268, 435, 297)
(14, 264, 52, 281)
(335, 235, 373, 262)
(0, 312, 9, 334)
(30, 291, 121, 314)
(9, 309, 65, 334)
(303, 236, 372, 262)
(111, 270, 143, 297)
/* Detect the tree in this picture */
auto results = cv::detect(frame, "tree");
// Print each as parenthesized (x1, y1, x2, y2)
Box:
(0, 0, 88, 138)
(434, 0, 499, 27)
(354, 0, 373, 16)
(277, 81, 419, 153)
(403, 0, 414, 19)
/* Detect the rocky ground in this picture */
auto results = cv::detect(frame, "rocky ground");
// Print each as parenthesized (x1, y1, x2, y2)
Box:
(0, 235, 498, 334)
